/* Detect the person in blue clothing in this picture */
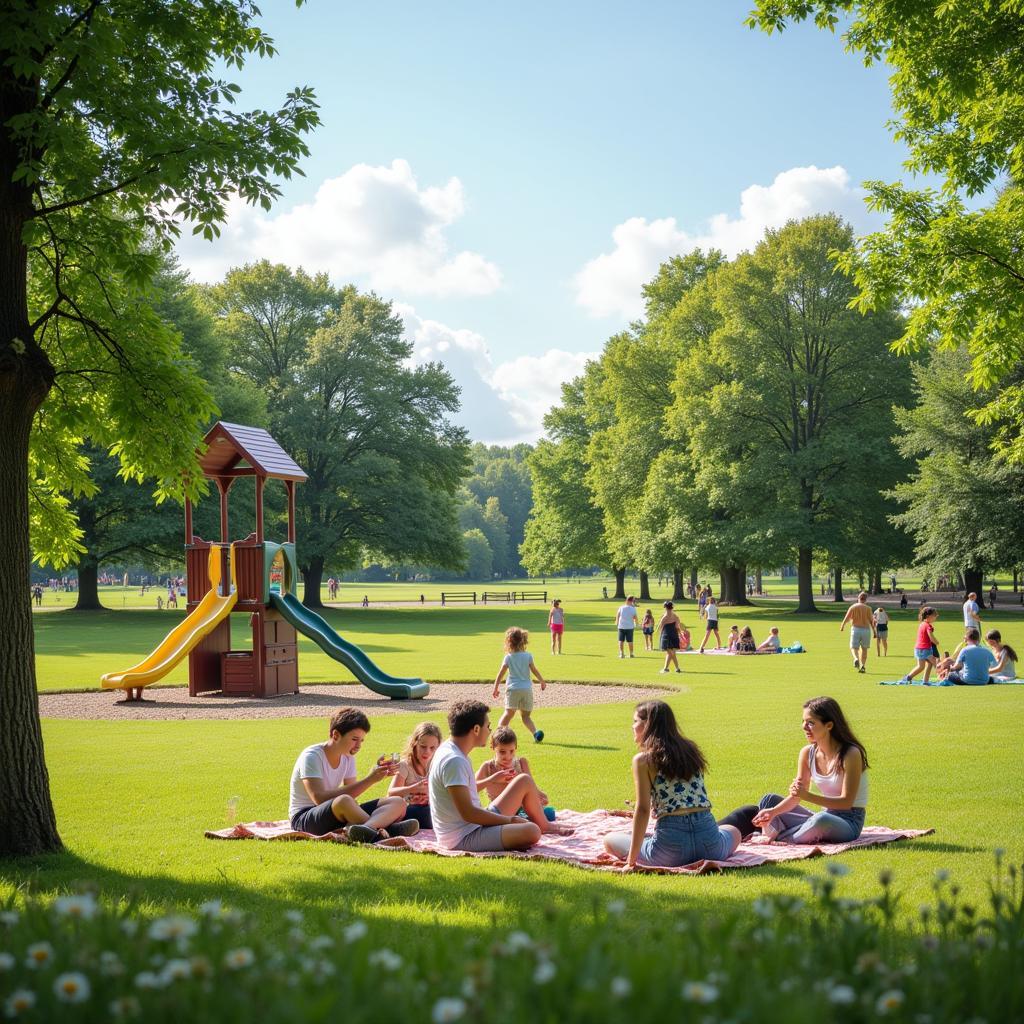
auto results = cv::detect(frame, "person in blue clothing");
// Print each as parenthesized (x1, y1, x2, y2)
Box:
(493, 627, 547, 742)
(944, 628, 997, 685)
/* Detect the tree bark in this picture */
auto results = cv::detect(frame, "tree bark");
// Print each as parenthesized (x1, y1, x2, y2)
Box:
(870, 569, 883, 595)
(638, 570, 651, 601)
(833, 564, 844, 603)
(301, 556, 325, 608)
(755, 568, 762, 595)
(719, 563, 751, 605)
(796, 547, 818, 613)
(612, 567, 626, 600)
(689, 567, 698, 594)
(672, 568, 685, 601)
(0, 89, 63, 851)
(73, 560, 102, 611)
(963, 567, 983, 599)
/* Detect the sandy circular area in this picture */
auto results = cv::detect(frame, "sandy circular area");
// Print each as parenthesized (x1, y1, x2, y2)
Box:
(38, 681, 674, 721)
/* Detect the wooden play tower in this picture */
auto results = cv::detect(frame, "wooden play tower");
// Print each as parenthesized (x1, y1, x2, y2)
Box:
(184, 422, 307, 698)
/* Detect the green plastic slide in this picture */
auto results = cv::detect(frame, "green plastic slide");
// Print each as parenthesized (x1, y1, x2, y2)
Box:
(268, 591, 429, 699)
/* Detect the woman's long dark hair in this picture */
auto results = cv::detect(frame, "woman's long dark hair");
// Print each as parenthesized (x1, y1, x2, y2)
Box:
(986, 629, 1019, 664)
(635, 700, 706, 780)
(803, 696, 869, 772)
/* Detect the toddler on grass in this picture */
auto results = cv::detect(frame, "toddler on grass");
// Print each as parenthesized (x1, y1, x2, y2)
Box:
(493, 626, 546, 742)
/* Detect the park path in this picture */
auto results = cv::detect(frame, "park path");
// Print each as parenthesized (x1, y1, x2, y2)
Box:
(37, 681, 672, 720)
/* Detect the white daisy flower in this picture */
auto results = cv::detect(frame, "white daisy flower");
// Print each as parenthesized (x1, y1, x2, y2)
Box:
(3, 990, 36, 1017)
(53, 972, 91, 1004)
(682, 981, 719, 1004)
(431, 997, 468, 1023)
(53, 894, 99, 920)
(25, 942, 54, 969)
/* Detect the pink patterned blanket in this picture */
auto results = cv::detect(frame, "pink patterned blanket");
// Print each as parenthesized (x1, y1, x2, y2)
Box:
(205, 810, 932, 875)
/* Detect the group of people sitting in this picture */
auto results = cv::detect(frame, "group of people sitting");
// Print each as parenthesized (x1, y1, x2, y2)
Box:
(904, 608, 1018, 685)
(288, 694, 867, 869)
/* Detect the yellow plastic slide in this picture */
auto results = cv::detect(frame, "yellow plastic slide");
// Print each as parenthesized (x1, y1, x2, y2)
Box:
(101, 545, 237, 694)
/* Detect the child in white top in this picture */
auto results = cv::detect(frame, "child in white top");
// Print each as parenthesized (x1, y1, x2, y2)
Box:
(757, 627, 782, 652)
(493, 626, 547, 742)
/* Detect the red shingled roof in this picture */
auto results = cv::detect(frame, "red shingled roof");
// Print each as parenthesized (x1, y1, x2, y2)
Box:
(198, 422, 308, 482)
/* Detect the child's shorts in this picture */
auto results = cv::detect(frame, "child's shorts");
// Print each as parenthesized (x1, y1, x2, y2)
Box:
(550, 623, 564, 634)
(914, 648, 933, 661)
(505, 689, 534, 712)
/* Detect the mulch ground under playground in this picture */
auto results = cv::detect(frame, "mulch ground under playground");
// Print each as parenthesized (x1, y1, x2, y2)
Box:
(37, 681, 671, 720)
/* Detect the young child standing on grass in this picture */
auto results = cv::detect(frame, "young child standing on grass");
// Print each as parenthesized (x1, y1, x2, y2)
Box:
(900, 606, 939, 684)
(641, 608, 655, 651)
(493, 627, 547, 742)
(547, 599, 565, 654)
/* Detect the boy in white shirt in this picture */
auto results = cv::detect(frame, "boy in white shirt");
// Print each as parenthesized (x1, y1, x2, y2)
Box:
(288, 707, 420, 842)
(615, 596, 640, 658)
(428, 700, 573, 852)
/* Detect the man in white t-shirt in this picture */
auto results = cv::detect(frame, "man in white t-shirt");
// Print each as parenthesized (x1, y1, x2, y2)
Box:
(698, 595, 721, 653)
(962, 592, 982, 632)
(615, 596, 640, 658)
(288, 707, 419, 841)
(428, 700, 573, 852)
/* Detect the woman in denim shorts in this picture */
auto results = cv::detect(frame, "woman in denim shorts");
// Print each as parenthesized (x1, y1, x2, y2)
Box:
(603, 701, 741, 869)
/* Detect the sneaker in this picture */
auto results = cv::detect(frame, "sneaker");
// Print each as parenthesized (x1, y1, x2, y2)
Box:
(618, 652, 625, 659)
(859, 667, 866, 674)
(659, 668, 669, 673)
(629, 653, 635, 658)
(533, 730, 544, 743)
(675, 668, 682, 673)
(386, 818, 420, 838)
(853, 658, 860, 669)
(347, 824, 381, 844)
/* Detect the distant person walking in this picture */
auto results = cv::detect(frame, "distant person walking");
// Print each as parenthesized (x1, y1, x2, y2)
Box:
(657, 601, 684, 674)
(615, 596, 640, 658)
(840, 592, 874, 673)
(872, 606, 889, 657)
(963, 592, 982, 633)
(698, 595, 721, 653)
(547, 599, 565, 654)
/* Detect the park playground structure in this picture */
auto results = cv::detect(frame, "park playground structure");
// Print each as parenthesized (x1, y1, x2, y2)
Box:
(100, 422, 429, 702)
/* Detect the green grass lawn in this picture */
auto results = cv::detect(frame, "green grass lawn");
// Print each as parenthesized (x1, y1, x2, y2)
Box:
(33, 585, 1022, 691)
(6, 596, 1024, 1021)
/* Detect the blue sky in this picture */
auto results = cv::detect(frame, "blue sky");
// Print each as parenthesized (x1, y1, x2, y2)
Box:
(175, 0, 908, 443)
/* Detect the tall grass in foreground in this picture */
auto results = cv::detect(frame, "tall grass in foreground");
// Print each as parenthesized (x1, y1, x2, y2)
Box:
(1, 855, 1021, 1023)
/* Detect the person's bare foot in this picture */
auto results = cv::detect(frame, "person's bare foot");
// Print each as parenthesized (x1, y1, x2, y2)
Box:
(542, 822, 575, 836)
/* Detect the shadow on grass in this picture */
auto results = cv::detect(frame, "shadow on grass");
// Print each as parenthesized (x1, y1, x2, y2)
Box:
(540, 742, 618, 751)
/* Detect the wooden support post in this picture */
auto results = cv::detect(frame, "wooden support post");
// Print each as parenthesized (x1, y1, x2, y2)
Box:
(286, 481, 296, 544)
(184, 497, 193, 545)
(255, 476, 264, 543)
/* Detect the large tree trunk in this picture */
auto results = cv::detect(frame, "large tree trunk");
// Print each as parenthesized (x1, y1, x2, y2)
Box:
(719, 563, 751, 605)
(796, 547, 818, 613)
(755, 568, 762, 595)
(963, 566, 983, 599)
(73, 559, 102, 611)
(870, 569, 883, 595)
(612, 567, 626, 600)
(672, 568, 685, 601)
(0, 118, 63, 852)
(638, 570, 652, 601)
(301, 555, 325, 608)
(689, 567, 698, 594)
(833, 564, 844, 603)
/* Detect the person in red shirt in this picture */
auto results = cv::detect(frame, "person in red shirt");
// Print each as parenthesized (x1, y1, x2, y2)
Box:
(900, 606, 939, 684)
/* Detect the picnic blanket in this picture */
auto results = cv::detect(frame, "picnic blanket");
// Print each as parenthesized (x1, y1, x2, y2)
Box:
(205, 809, 932, 875)
(881, 677, 1022, 686)
(680, 645, 805, 656)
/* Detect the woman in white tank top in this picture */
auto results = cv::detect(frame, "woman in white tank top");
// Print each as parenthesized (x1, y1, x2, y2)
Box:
(716, 696, 869, 845)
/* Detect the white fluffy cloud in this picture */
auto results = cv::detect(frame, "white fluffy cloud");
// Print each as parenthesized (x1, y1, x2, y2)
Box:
(575, 165, 869, 319)
(175, 159, 502, 297)
(399, 305, 595, 444)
